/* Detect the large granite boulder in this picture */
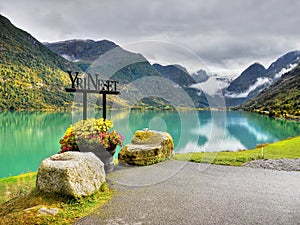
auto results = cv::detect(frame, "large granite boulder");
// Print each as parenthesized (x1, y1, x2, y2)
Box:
(36, 152, 105, 198)
(118, 130, 174, 166)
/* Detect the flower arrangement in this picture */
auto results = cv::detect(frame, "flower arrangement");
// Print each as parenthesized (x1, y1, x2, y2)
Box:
(59, 118, 124, 154)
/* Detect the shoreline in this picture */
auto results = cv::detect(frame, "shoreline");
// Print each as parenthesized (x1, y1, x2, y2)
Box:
(1, 107, 300, 121)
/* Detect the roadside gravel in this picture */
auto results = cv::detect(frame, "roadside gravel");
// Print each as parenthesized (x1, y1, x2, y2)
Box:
(74, 160, 300, 225)
(243, 158, 300, 171)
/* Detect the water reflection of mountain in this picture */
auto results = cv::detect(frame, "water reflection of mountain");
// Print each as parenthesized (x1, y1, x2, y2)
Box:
(111, 109, 203, 151)
(226, 111, 300, 149)
(0, 112, 71, 177)
(0, 112, 71, 148)
(114, 110, 300, 152)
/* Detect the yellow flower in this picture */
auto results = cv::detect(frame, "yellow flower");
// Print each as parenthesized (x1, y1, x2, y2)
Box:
(65, 125, 74, 136)
(95, 118, 113, 132)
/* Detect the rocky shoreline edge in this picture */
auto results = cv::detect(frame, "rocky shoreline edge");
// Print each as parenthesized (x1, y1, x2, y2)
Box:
(243, 158, 300, 171)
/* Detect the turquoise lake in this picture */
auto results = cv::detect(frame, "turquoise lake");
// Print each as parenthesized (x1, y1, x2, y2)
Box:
(0, 110, 299, 178)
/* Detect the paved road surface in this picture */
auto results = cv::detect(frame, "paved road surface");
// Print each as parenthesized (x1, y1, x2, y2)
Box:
(74, 160, 300, 225)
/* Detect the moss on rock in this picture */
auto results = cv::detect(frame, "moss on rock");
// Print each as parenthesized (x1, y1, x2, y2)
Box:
(118, 130, 174, 166)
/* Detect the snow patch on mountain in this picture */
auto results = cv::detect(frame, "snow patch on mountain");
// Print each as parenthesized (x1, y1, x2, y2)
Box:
(225, 61, 298, 99)
(61, 54, 80, 62)
(273, 63, 298, 79)
(62, 54, 72, 61)
(225, 77, 272, 98)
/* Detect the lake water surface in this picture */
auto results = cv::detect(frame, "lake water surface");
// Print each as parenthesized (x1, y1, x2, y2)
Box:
(0, 110, 299, 178)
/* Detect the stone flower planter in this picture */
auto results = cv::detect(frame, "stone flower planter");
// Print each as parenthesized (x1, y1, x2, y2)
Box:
(59, 118, 123, 173)
(79, 144, 116, 173)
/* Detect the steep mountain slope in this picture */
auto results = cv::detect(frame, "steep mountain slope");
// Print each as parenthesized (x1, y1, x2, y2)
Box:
(152, 64, 196, 87)
(191, 69, 209, 83)
(0, 14, 78, 110)
(226, 63, 267, 94)
(96, 47, 163, 84)
(240, 63, 300, 117)
(225, 51, 300, 106)
(225, 63, 268, 106)
(152, 64, 209, 107)
(265, 50, 300, 78)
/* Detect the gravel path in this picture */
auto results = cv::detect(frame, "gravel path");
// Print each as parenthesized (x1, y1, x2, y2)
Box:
(74, 160, 300, 225)
(243, 158, 300, 171)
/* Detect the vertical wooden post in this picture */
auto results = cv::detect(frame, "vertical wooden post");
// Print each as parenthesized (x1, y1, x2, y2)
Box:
(83, 92, 87, 120)
(103, 93, 107, 120)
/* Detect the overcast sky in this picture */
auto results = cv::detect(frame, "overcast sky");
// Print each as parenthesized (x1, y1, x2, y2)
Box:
(1, 0, 300, 76)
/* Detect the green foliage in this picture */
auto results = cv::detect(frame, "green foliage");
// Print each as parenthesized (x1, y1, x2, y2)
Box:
(0, 15, 78, 110)
(134, 97, 175, 109)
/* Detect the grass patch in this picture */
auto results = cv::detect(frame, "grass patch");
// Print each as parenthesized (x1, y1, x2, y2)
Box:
(174, 136, 300, 166)
(0, 173, 113, 225)
(0, 172, 37, 204)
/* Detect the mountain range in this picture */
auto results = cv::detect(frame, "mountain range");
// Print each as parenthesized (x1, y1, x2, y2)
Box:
(47, 38, 300, 110)
(46, 40, 209, 108)
(0, 13, 299, 116)
(225, 51, 300, 106)
(239, 63, 300, 118)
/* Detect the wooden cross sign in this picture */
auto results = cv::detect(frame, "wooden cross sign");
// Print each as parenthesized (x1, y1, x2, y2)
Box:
(65, 71, 119, 120)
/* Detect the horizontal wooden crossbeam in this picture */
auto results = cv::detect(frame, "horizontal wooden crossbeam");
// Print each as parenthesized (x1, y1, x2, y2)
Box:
(65, 88, 119, 95)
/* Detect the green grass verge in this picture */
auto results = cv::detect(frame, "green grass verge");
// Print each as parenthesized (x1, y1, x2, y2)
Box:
(174, 136, 300, 166)
(0, 172, 37, 204)
(0, 173, 113, 225)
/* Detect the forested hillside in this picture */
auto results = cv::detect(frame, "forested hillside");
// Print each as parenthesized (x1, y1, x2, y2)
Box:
(0, 14, 78, 110)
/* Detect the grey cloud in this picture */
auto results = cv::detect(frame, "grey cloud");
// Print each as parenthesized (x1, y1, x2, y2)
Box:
(1, 0, 300, 74)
